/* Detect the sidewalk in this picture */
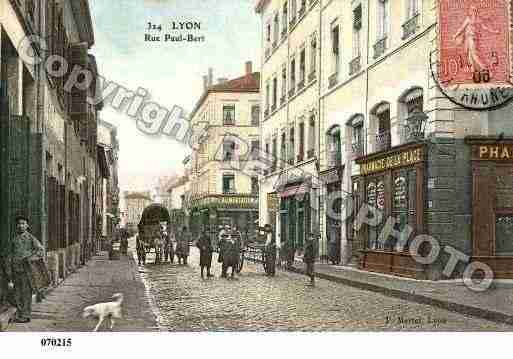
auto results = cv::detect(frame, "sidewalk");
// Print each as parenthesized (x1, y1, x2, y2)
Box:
(7, 250, 159, 332)
(288, 262, 513, 325)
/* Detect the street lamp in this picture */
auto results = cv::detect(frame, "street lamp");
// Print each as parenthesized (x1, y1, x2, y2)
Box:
(405, 107, 428, 142)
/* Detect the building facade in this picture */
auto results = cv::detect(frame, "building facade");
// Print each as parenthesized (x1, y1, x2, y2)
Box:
(256, 0, 323, 263)
(0, 0, 103, 298)
(257, 0, 513, 280)
(188, 62, 260, 242)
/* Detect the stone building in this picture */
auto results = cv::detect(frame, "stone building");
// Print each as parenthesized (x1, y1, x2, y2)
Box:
(0, 0, 103, 297)
(167, 174, 189, 231)
(188, 62, 260, 241)
(256, 0, 322, 262)
(256, 0, 513, 280)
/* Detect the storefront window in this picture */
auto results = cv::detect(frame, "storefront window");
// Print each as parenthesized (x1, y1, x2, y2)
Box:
(496, 215, 513, 255)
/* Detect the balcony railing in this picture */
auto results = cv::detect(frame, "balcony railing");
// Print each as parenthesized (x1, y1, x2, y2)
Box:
(297, 79, 305, 91)
(373, 37, 387, 59)
(375, 130, 391, 152)
(402, 14, 419, 40)
(307, 148, 315, 159)
(328, 72, 338, 89)
(289, 87, 296, 98)
(308, 71, 316, 83)
(349, 56, 361, 76)
(351, 141, 364, 157)
(400, 124, 425, 143)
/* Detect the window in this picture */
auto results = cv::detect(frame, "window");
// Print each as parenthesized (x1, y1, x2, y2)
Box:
(251, 177, 259, 195)
(273, 13, 279, 46)
(290, 0, 297, 22)
(299, 48, 306, 86)
(250, 140, 260, 160)
(272, 77, 278, 109)
(290, 57, 296, 92)
(406, 0, 419, 19)
(251, 105, 260, 126)
(351, 116, 364, 155)
(377, 0, 389, 40)
(310, 35, 317, 77)
(281, 65, 287, 99)
(222, 174, 235, 194)
(353, 5, 362, 58)
(272, 137, 278, 170)
(298, 122, 305, 162)
(307, 115, 316, 158)
(223, 105, 235, 125)
(331, 23, 340, 74)
(328, 126, 342, 168)
(223, 139, 236, 161)
(265, 82, 270, 114)
(281, 132, 287, 165)
(282, 2, 288, 34)
(374, 103, 391, 151)
(289, 127, 295, 164)
(400, 88, 424, 141)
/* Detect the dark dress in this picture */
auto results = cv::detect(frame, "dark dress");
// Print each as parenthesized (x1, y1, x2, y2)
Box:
(197, 234, 213, 267)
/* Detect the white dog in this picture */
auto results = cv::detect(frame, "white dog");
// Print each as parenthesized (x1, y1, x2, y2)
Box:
(82, 293, 124, 331)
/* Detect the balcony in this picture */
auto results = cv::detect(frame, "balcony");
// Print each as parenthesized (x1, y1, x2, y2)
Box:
(289, 16, 296, 28)
(401, 124, 425, 143)
(373, 37, 387, 59)
(308, 71, 316, 83)
(307, 148, 315, 159)
(297, 79, 305, 91)
(328, 72, 338, 89)
(402, 14, 419, 40)
(351, 141, 364, 157)
(349, 56, 361, 76)
(289, 86, 296, 98)
(375, 130, 391, 152)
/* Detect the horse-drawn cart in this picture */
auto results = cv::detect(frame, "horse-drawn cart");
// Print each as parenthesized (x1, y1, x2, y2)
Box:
(137, 204, 171, 264)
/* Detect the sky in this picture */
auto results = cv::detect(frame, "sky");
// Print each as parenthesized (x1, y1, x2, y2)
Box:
(89, 0, 261, 193)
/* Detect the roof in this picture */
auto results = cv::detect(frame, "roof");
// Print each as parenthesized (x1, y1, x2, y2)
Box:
(190, 71, 260, 119)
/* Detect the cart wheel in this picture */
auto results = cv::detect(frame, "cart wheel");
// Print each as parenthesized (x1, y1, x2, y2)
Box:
(237, 253, 244, 273)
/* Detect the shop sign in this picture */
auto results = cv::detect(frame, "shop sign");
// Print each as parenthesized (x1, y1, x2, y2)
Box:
(267, 192, 280, 212)
(476, 144, 513, 161)
(358, 147, 424, 176)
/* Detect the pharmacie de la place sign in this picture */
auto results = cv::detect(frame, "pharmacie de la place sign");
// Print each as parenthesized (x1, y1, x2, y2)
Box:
(435, 0, 513, 110)
(357, 146, 424, 176)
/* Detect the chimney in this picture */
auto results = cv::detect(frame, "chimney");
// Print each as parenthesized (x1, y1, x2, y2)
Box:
(218, 78, 228, 84)
(203, 75, 209, 91)
(208, 68, 213, 87)
(245, 61, 252, 75)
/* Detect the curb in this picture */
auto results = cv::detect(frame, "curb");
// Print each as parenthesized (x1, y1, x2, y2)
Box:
(287, 266, 513, 326)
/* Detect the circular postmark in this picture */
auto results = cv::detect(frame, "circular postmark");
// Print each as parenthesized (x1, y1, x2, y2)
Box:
(431, 0, 513, 111)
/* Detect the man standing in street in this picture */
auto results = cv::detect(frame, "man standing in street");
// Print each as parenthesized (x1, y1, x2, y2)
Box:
(196, 227, 214, 279)
(6, 215, 45, 323)
(264, 224, 276, 277)
(303, 232, 318, 286)
(217, 225, 230, 276)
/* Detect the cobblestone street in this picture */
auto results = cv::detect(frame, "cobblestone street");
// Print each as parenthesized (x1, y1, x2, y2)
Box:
(141, 248, 513, 331)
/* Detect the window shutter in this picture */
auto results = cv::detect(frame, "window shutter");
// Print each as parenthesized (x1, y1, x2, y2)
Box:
(353, 5, 362, 30)
(68, 43, 89, 115)
(332, 26, 339, 54)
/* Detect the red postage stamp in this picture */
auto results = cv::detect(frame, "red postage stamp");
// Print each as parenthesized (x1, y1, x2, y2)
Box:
(438, 0, 512, 87)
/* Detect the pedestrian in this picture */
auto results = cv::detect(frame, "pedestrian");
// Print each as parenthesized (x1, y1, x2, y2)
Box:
(196, 227, 214, 279)
(120, 232, 128, 256)
(176, 226, 191, 265)
(217, 225, 230, 274)
(264, 224, 276, 277)
(303, 233, 318, 286)
(136, 234, 146, 265)
(165, 230, 175, 264)
(154, 233, 163, 265)
(221, 229, 240, 280)
(6, 215, 45, 323)
(327, 225, 340, 265)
